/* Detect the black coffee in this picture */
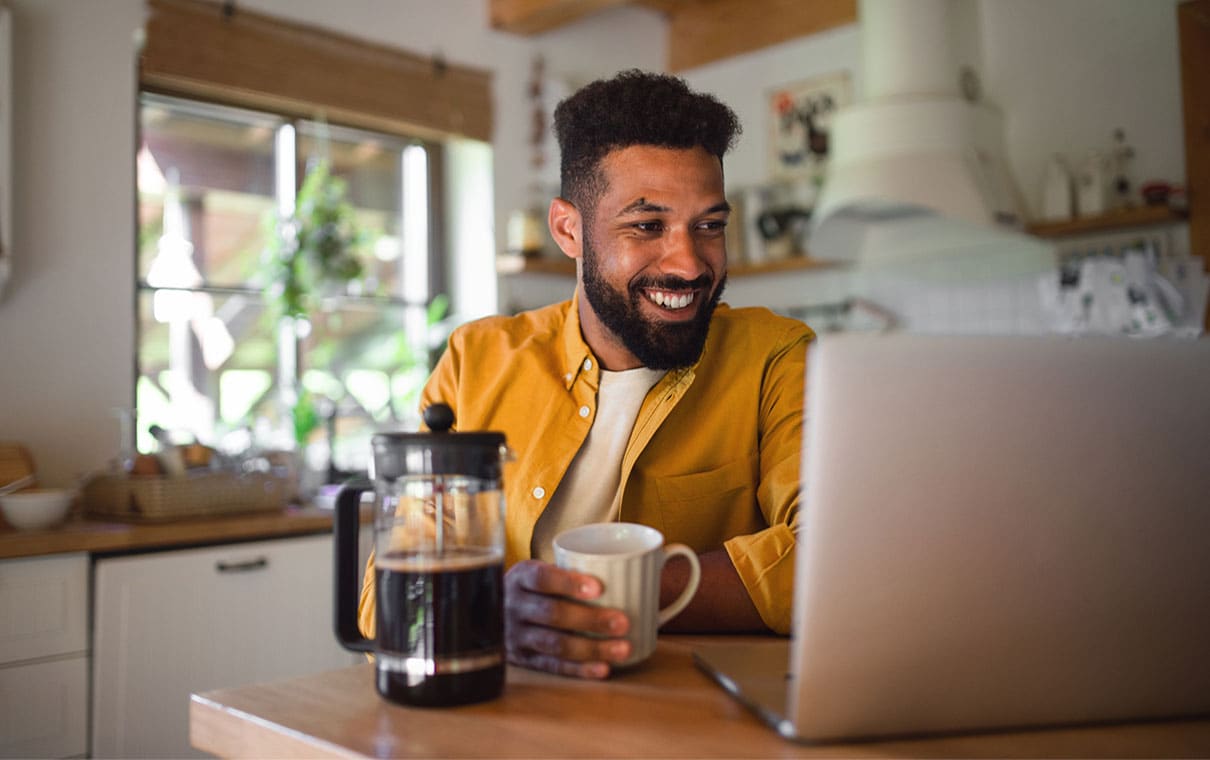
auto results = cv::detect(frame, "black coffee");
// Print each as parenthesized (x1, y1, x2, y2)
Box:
(375, 548, 505, 707)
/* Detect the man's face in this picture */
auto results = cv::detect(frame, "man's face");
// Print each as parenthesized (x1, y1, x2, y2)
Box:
(575, 145, 729, 371)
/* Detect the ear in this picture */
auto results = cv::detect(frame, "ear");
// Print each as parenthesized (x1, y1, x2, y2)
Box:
(548, 197, 583, 261)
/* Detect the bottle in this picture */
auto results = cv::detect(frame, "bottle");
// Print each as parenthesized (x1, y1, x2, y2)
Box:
(1039, 155, 1073, 222)
(1110, 128, 1135, 210)
(1075, 151, 1108, 218)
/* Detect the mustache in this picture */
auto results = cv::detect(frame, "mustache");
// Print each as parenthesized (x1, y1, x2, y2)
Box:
(630, 273, 714, 292)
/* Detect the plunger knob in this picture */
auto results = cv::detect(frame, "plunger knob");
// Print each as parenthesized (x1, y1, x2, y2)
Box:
(423, 403, 455, 433)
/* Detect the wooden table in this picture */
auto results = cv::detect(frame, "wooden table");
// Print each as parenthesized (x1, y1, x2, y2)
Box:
(190, 638, 1210, 758)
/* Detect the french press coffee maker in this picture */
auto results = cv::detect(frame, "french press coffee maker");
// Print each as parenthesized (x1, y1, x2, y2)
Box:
(334, 404, 509, 707)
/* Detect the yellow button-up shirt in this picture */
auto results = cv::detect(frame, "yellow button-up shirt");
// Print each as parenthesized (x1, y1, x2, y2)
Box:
(360, 294, 813, 634)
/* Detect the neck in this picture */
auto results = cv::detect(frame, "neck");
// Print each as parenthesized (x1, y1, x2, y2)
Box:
(576, 285, 642, 371)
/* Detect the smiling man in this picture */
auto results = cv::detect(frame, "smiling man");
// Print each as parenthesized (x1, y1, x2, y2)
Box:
(359, 69, 814, 679)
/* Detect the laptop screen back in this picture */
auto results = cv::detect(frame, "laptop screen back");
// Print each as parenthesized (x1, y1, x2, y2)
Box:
(790, 334, 1210, 741)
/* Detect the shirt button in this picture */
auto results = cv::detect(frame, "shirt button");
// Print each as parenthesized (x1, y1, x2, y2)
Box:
(582, 359, 592, 372)
(532, 486, 545, 499)
(564, 372, 573, 382)
(579, 405, 591, 418)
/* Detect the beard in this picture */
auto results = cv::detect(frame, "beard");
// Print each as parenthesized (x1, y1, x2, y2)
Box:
(581, 234, 726, 371)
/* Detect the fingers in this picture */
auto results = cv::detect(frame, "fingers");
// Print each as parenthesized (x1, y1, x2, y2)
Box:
(509, 612, 629, 659)
(505, 626, 630, 680)
(506, 561, 629, 637)
(507, 559, 604, 601)
(510, 582, 628, 637)
(504, 560, 632, 679)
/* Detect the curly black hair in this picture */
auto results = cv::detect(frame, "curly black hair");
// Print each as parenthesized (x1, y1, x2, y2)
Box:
(553, 69, 741, 216)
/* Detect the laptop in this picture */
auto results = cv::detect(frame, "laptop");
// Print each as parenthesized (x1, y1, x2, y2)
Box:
(694, 333, 1210, 743)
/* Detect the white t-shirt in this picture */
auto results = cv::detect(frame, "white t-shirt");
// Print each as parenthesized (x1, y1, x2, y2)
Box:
(530, 366, 665, 562)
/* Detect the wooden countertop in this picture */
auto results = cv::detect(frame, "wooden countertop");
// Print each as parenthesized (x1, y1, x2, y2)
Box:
(190, 637, 1210, 759)
(0, 505, 346, 560)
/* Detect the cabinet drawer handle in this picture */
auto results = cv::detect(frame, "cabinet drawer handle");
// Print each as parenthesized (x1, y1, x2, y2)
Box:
(215, 557, 269, 573)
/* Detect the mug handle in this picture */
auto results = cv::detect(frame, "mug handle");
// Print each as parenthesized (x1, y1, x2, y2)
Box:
(657, 544, 701, 626)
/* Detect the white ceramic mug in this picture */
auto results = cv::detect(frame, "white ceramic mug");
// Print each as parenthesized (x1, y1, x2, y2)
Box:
(553, 522, 701, 667)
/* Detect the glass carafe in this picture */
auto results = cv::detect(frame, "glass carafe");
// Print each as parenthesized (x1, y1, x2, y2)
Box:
(334, 404, 508, 706)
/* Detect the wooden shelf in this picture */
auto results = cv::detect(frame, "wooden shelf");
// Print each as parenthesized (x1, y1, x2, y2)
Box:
(496, 255, 575, 276)
(1026, 205, 1186, 238)
(730, 256, 839, 277)
(497, 254, 839, 278)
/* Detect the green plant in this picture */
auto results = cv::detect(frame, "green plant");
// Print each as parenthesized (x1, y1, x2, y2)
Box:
(292, 387, 320, 447)
(390, 294, 450, 366)
(260, 160, 367, 322)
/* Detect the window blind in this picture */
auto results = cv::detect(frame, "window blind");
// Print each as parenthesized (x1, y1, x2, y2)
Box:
(141, 0, 493, 142)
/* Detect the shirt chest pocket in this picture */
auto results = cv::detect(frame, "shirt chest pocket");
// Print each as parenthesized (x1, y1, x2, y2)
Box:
(646, 456, 760, 551)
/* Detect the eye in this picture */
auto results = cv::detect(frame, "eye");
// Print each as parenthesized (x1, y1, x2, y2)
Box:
(696, 219, 728, 234)
(633, 220, 665, 233)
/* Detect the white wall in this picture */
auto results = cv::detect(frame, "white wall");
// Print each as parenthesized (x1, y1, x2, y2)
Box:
(684, 0, 1185, 224)
(0, 0, 1188, 485)
(0, 0, 143, 489)
(980, 0, 1185, 220)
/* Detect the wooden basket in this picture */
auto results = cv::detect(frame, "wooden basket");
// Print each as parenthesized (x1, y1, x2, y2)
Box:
(83, 471, 291, 522)
(0, 443, 35, 489)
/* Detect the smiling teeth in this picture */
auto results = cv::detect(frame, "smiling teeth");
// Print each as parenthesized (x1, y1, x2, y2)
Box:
(648, 291, 695, 309)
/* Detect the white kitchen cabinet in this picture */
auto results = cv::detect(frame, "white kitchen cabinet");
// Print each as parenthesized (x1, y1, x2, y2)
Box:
(0, 553, 90, 759)
(0, 657, 89, 759)
(91, 532, 366, 759)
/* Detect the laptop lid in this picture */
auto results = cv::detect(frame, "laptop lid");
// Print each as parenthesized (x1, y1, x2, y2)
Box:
(699, 334, 1210, 743)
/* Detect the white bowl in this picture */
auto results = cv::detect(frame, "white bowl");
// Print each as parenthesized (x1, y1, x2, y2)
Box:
(0, 488, 75, 531)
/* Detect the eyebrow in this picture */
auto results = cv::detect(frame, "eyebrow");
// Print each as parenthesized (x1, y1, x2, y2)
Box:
(616, 198, 732, 216)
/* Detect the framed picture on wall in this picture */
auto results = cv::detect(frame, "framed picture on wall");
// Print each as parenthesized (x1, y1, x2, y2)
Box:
(768, 72, 852, 182)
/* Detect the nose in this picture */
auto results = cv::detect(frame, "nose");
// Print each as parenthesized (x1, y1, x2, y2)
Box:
(658, 225, 714, 282)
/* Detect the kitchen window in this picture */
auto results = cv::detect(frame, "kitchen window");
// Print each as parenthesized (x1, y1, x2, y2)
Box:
(136, 93, 444, 476)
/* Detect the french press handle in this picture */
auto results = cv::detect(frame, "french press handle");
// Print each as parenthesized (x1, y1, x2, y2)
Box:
(333, 477, 374, 653)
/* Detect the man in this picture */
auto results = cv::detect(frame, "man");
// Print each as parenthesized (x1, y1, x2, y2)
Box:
(360, 69, 813, 679)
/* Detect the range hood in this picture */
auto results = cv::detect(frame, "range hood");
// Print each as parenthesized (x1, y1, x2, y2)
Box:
(809, 0, 1053, 272)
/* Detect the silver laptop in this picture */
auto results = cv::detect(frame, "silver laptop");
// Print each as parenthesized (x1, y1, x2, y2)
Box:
(694, 333, 1210, 743)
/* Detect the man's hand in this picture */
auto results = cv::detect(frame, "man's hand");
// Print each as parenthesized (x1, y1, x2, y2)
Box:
(504, 559, 632, 679)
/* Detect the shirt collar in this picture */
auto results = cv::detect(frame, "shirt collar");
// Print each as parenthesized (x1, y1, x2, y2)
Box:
(560, 290, 595, 390)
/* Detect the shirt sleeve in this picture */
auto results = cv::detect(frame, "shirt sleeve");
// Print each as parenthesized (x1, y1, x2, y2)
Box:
(357, 549, 377, 639)
(724, 524, 796, 633)
(419, 327, 463, 422)
(725, 324, 811, 634)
